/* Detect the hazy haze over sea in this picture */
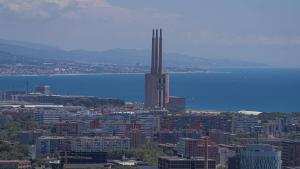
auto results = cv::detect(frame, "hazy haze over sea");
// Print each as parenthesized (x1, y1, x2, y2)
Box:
(0, 68, 299, 112)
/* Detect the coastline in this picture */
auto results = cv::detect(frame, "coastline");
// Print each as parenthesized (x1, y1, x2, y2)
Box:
(0, 70, 228, 77)
(0, 68, 299, 112)
(2, 68, 298, 77)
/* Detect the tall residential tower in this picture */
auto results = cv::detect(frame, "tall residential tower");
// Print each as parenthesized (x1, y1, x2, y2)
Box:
(144, 29, 169, 109)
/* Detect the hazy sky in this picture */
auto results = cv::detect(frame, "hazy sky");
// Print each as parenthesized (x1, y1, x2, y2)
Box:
(0, 0, 299, 67)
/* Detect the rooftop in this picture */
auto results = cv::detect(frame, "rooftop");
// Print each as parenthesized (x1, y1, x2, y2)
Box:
(238, 110, 262, 115)
(38, 136, 130, 140)
(0, 160, 30, 164)
(159, 156, 215, 161)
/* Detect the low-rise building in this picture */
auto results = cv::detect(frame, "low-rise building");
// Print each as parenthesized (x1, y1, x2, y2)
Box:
(176, 138, 218, 161)
(209, 129, 231, 145)
(218, 146, 236, 166)
(0, 160, 31, 169)
(36, 136, 71, 156)
(176, 138, 200, 158)
(62, 164, 111, 169)
(59, 151, 107, 168)
(156, 129, 202, 144)
(127, 128, 146, 148)
(71, 136, 130, 152)
(158, 156, 216, 169)
(36, 136, 130, 156)
(33, 109, 67, 124)
(53, 121, 81, 136)
(232, 115, 259, 134)
(18, 130, 44, 145)
(166, 96, 186, 113)
(227, 155, 240, 169)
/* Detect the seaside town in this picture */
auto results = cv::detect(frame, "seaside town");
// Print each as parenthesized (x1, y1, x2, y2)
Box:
(0, 61, 205, 76)
(0, 29, 299, 169)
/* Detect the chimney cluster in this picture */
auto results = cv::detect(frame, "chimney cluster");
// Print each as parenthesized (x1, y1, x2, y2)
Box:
(144, 28, 169, 109)
(151, 29, 163, 75)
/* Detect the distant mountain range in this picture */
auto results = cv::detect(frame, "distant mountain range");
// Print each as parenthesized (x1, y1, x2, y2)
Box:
(0, 38, 268, 68)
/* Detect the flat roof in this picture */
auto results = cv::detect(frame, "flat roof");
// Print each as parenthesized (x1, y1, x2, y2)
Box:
(238, 110, 262, 115)
(0, 104, 64, 108)
(0, 160, 30, 163)
(39, 136, 130, 140)
(63, 163, 111, 168)
(159, 156, 215, 161)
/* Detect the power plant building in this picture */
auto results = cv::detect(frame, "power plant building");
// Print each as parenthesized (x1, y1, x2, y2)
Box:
(144, 29, 169, 109)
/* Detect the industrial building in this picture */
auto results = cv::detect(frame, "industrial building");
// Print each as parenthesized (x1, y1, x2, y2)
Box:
(144, 29, 169, 109)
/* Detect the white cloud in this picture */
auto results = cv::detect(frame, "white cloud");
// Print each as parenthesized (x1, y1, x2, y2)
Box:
(184, 30, 300, 46)
(0, 0, 46, 17)
(0, 0, 122, 18)
(44, 0, 71, 8)
(0, 0, 182, 24)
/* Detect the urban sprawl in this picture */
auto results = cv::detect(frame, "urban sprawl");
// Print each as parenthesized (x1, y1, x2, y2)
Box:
(0, 30, 299, 169)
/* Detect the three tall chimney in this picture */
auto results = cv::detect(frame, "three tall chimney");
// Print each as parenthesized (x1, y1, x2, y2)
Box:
(145, 29, 169, 109)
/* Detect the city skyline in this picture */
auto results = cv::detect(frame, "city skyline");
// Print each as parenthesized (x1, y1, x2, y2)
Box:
(0, 1, 300, 169)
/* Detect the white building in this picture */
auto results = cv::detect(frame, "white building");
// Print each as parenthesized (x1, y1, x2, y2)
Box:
(33, 109, 68, 124)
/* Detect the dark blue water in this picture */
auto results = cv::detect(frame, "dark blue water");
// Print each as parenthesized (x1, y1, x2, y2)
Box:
(0, 69, 299, 112)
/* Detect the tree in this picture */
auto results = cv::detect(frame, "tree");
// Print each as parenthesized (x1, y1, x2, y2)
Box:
(0, 114, 35, 160)
(131, 143, 165, 165)
(107, 143, 166, 166)
(217, 165, 227, 169)
(113, 166, 138, 169)
(0, 141, 29, 160)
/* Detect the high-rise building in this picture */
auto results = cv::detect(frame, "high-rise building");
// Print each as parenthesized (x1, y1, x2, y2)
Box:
(144, 29, 169, 109)
(239, 144, 281, 169)
(282, 140, 300, 168)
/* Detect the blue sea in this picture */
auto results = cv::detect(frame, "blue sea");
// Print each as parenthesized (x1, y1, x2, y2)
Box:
(0, 68, 299, 112)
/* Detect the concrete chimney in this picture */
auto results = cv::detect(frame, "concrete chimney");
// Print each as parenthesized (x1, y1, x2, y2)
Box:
(204, 137, 208, 169)
(151, 29, 155, 74)
(155, 29, 159, 74)
(159, 29, 163, 74)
